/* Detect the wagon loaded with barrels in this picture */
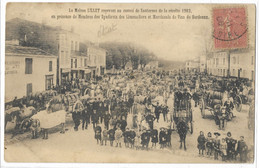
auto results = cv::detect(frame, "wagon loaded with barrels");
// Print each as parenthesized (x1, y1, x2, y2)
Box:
(199, 90, 234, 128)
(173, 91, 193, 134)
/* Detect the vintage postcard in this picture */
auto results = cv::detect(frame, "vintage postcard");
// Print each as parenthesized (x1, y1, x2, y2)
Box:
(2, 2, 256, 164)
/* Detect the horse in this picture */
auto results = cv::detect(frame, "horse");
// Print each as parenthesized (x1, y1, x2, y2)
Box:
(176, 119, 189, 150)
(5, 106, 36, 133)
(5, 107, 21, 132)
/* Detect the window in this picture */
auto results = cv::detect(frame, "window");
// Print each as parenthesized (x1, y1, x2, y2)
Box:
(49, 61, 53, 72)
(26, 83, 32, 96)
(233, 69, 235, 76)
(75, 41, 78, 51)
(75, 59, 77, 68)
(223, 58, 225, 65)
(71, 41, 74, 51)
(81, 58, 83, 67)
(71, 59, 73, 68)
(25, 58, 33, 74)
(223, 69, 225, 76)
(237, 56, 239, 64)
(233, 57, 236, 64)
(84, 59, 87, 67)
(216, 58, 219, 66)
(46, 75, 54, 90)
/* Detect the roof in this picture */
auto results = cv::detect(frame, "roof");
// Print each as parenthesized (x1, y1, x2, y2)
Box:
(5, 44, 57, 58)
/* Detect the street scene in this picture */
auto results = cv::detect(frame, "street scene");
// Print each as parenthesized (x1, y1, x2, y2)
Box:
(4, 3, 255, 164)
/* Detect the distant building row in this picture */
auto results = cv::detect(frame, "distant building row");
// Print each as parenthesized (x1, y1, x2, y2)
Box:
(185, 50, 255, 81)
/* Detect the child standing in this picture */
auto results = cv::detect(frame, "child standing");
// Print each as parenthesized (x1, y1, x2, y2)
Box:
(115, 127, 123, 147)
(94, 125, 102, 144)
(102, 128, 109, 146)
(197, 131, 206, 156)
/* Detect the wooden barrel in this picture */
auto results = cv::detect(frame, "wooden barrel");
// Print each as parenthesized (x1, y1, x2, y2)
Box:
(208, 91, 223, 100)
(211, 99, 222, 107)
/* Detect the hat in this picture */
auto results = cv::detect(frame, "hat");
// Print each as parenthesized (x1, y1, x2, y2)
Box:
(214, 132, 221, 136)
(227, 132, 231, 136)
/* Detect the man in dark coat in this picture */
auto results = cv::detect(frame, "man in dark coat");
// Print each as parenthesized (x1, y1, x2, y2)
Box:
(120, 116, 127, 132)
(237, 136, 248, 162)
(103, 111, 111, 130)
(145, 114, 156, 130)
(128, 96, 134, 114)
(72, 110, 81, 131)
(175, 90, 183, 111)
(91, 110, 99, 129)
(226, 132, 236, 160)
(152, 102, 161, 122)
(197, 131, 206, 155)
(166, 128, 173, 147)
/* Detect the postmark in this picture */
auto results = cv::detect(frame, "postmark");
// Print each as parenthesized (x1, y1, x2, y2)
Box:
(213, 7, 248, 49)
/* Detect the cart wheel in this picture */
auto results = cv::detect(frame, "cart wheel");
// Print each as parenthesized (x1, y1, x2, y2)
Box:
(199, 99, 205, 118)
(234, 95, 242, 112)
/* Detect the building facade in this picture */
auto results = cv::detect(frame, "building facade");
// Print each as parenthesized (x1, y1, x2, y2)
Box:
(185, 59, 199, 72)
(207, 51, 229, 77)
(206, 50, 255, 80)
(5, 41, 57, 102)
(86, 45, 106, 78)
(230, 50, 255, 80)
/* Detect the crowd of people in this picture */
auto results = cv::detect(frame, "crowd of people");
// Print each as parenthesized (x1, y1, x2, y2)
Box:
(197, 131, 249, 162)
(5, 70, 254, 163)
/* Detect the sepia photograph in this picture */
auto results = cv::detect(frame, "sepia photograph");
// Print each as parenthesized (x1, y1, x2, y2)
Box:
(2, 2, 256, 164)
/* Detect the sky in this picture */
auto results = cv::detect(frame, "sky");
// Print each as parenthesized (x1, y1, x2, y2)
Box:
(5, 3, 255, 62)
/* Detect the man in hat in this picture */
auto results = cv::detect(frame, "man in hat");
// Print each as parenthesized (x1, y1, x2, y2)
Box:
(166, 126, 173, 148)
(91, 110, 99, 130)
(226, 132, 234, 160)
(145, 113, 156, 130)
(224, 97, 234, 116)
(120, 116, 127, 132)
(103, 110, 111, 130)
(153, 102, 161, 122)
(237, 136, 248, 162)
(213, 132, 221, 160)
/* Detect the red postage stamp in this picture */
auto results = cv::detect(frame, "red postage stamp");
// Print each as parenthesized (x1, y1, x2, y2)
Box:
(213, 7, 248, 49)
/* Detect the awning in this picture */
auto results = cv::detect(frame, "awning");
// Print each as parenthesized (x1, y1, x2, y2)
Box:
(84, 69, 91, 73)
(61, 68, 71, 73)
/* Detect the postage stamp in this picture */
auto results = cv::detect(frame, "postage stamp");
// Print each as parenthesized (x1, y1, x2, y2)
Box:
(213, 7, 248, 49)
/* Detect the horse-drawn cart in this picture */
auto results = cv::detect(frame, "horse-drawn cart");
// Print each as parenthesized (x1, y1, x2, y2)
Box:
(199, 90, 234, 129)
(173, 92, 193, 134)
